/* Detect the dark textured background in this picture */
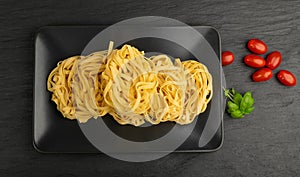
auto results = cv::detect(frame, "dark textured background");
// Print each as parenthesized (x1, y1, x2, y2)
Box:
(0, 0, 299, 176)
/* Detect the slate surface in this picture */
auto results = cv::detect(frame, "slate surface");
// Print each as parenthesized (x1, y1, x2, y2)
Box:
(0, 0, 299, 176)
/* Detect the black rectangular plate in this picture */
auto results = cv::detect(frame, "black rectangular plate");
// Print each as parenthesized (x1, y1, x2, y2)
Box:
(34, 26, 223, 153)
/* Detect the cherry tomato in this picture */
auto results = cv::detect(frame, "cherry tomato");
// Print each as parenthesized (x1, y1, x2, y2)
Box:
(247, 39, 268, 54)
(266, 51, 282, 70)
(244, 54, 266, 68)
(252, 68, 273, 82)
(222, 51, 234, 66)
(277, 70, 296, 86)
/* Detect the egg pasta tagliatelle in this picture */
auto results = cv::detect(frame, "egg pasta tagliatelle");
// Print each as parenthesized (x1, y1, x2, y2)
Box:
(47, 42, 213, 126)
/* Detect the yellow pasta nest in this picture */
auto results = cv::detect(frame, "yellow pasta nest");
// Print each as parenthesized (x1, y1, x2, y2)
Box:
(47, 42, 213, 126)
(47, 56, 79, 119)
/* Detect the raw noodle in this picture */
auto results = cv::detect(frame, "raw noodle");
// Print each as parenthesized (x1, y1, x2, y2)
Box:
(47, 42, 213, 126)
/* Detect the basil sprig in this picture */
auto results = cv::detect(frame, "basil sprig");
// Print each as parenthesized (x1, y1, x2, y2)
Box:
(224, 88, 255, 118)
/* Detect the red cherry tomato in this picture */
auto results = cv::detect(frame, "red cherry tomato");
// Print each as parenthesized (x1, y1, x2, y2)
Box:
(244, 54, 266, 68)
(247, 39, 268, 54)
(277, 70, 297, 86)
(252, 68, 273, 82)
(266, 51, 282, 70)
(222, 51, 234, 66)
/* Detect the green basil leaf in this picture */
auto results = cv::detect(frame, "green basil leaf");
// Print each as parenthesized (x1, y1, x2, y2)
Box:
(233, 93, 243, 106)
(239, 96, 248, 112)
(231, 88, 236, 95)
(244, 107, 255, 114)
(244, 91, 254, 107)
(243, 94, 252, 106)
(244, 91, 252, 98)
(230, 110, 244, 119)
(227, 101, 239, 112)
(247, 97, 255, 107)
